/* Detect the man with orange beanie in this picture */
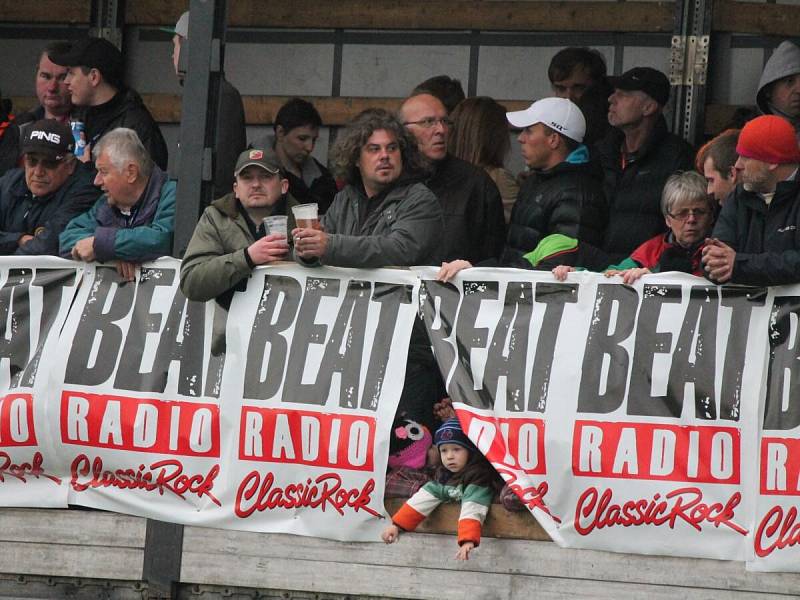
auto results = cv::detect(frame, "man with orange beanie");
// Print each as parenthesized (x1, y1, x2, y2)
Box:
(702, 115, 800, 285)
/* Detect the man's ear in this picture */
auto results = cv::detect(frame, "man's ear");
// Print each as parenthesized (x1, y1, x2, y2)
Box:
(641, 97, 660, 117)
(280, 178, 289, 195)
(275, 125, 286, 140)
(125, 162, 139, 183)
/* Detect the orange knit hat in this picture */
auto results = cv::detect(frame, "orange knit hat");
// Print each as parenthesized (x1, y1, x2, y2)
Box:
(736, 115, 800, 164)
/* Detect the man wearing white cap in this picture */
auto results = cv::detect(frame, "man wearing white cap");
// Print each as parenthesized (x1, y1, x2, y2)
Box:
(437, 97, 607, 279)
(168, 11, 246, 199)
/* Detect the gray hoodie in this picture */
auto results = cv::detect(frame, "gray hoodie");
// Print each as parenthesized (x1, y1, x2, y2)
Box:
(756, 41, 800, 123)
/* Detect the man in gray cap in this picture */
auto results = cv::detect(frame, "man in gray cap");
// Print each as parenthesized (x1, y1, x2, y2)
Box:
(756, 40, 800, 132)
(180, 148, 297, 303)
(168, 11, 246, 199)
(0, 119, 98, 255)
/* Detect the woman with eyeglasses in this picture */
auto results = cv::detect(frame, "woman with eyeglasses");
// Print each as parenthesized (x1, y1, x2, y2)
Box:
(553, 171, 716, 283)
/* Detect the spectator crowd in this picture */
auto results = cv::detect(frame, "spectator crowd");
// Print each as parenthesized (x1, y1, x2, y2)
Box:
(1, 13, 800, 558)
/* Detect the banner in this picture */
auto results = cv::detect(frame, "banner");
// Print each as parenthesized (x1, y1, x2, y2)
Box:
(1, 258, 799, 572)
(414, 267, 791, 569)
(0, 257, 83, 507)
(749, 288, 800, 571)
(7, 258, 418, 541)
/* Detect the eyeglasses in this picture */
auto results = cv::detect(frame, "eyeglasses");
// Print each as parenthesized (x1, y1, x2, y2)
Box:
(24, 156, 64, 170)
(667, 208, 711, 221)
(403, 117, 452, 129)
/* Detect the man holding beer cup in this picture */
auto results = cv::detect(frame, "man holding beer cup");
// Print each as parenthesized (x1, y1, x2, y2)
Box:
(180, 148, 299, 303)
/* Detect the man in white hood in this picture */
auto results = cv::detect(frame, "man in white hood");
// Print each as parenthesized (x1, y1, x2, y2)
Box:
(756, 40, 800, 131)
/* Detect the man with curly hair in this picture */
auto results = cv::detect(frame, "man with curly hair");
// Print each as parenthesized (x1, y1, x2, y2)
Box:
(292, 108, 442, 269)
(293, 108, 445, 430)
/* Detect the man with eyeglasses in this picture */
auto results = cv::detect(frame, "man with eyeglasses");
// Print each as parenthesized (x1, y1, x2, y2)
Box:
(703, 115, 800, 285)
(400, 93, 505, 266)
(0, 119, 98, 255)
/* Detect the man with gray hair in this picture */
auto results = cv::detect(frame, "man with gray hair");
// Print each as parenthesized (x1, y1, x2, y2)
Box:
(60, 127, 176, 281)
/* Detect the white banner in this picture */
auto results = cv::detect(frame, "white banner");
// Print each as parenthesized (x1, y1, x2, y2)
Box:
(0, 257, 83, 507)
(1, 257, 799, 572)
(414, 267, 775, 565)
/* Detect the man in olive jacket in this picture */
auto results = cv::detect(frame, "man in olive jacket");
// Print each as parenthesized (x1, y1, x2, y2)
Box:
(180, 148, 297, 303)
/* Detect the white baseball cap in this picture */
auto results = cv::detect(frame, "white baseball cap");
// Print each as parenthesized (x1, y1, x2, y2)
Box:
(506, 97, 586, 144)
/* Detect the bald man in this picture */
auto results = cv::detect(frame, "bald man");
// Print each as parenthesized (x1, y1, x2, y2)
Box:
(400, 93, 505, 265)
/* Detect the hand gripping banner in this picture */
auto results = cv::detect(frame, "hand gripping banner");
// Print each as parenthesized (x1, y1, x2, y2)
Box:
(415, 267, 775, 563)
(2, 257, 800, 573)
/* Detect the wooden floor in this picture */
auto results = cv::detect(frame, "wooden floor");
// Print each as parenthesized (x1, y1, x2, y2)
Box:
(1, 505, 799, 599)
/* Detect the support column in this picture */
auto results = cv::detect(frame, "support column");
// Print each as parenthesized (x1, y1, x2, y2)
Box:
(172, 0, 229, 258)
(670, 0, 713, 144)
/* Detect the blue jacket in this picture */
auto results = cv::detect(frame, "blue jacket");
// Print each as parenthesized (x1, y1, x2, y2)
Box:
(0, 164, 99, 256)
(59, 165, 175, 262)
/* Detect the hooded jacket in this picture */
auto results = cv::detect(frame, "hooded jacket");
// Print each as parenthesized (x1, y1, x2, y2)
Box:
(756, 41, 800, 127)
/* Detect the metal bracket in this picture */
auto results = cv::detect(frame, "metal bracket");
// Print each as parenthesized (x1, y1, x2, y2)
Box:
(670, 35, 709, 86)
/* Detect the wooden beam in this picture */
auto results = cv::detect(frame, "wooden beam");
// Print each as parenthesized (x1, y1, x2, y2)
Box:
(139, 94, 529, 126)
(384, 498, 552, 541)
(713, 0, 800, 36)
(0, 0, 89, 23)
(127, 0, 673, 33)
(15, 93, 741, 136)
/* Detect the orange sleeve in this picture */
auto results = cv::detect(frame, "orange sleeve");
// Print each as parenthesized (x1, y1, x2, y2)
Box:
(457, 518, 482, 547)
(392, 502, 426, 532)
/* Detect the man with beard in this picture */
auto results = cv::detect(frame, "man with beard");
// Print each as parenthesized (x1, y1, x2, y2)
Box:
(702, 115, 800, 285)
(293, 108, 444, 430)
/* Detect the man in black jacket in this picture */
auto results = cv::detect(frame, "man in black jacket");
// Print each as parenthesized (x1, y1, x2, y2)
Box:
(437, 97, 608, 280)
(0, 119, 99, 255)
(592, 67, 694, 266)
(703, 115, 800, 286)
(49, 37, 168, 171)
(400, 93, 505, 266)
(503, 97, 607, 268)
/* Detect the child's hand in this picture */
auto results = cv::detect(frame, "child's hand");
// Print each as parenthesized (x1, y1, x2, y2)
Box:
(382, 524, 400, 543)
(455, 541, 475, 560)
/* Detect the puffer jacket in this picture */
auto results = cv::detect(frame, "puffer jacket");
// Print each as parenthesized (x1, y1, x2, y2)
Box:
(180, 191, 299, 302)
(501, 147, 608, 269)
(711, 179, 800, 286)
(594, 115, 694, 263)
(311, 174, 443, 268)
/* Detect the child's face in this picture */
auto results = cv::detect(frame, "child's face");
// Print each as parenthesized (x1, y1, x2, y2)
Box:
(439, 443, 469, 473)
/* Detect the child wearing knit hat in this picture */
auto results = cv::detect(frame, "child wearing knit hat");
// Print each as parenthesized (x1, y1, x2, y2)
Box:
(381, 417, 500, 560)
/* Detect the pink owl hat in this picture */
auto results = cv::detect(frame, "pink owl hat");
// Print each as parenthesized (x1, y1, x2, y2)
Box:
(388, 417, 432, 469)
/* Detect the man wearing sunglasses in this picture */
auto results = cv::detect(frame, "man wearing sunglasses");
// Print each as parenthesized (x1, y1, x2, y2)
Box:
(0, 119, 98, 255)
